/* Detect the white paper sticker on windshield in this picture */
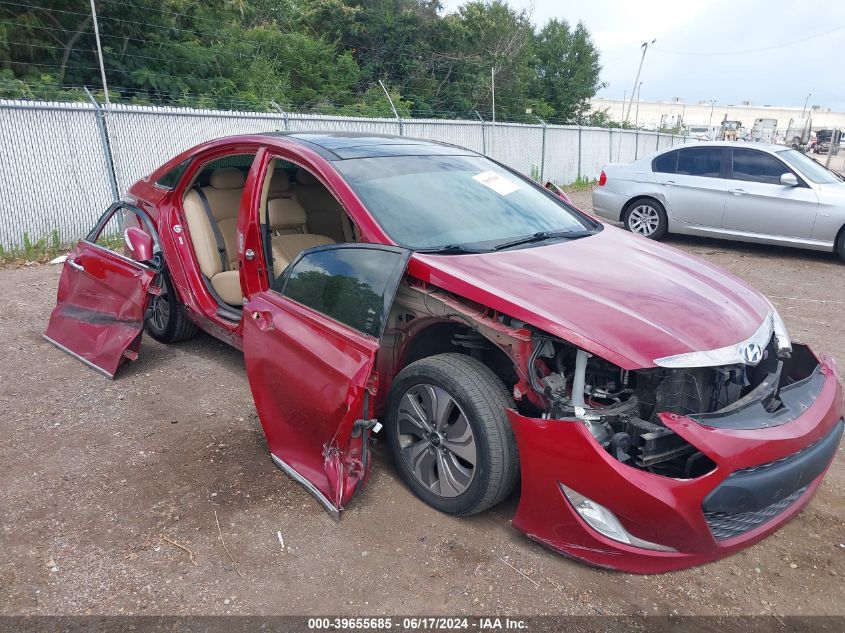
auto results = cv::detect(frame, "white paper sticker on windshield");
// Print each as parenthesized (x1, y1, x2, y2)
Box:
(472, 170, 521, 196)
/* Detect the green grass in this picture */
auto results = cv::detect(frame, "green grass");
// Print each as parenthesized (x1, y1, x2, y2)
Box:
(0, 230, 75, 265)
(562, 175, 598, 192)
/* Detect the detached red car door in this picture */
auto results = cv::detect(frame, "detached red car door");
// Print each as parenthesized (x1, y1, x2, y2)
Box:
(244, 244, 410, 517)
(44, 203, 160, 378)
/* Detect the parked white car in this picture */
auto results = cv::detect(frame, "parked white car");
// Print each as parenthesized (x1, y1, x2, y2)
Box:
(592, 141, 845, 260)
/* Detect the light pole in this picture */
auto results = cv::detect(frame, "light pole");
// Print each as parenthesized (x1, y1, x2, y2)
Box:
(708, 99, 717, 127)
(89, 0, 109, 104)
(801, 93, 811, 119)
(624, 39, 655, 124)
(490, 67, 496, 156)
(634, 81, 643, 128)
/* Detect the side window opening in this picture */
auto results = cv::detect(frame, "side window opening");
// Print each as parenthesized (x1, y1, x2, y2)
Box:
(731, 149, 791, 185)
(259, 159, 360, 283)
(675, 147, 722, 178)
(652, 150, 678, 174)
(92, 211, 128, 254)
(156, 158, 192, 189)
(84, 204, 161, 269)
(180, 152, 257, 309)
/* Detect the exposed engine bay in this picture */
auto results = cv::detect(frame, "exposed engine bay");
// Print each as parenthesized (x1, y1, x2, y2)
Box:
(529, 336, 804, 479)
(395, 284, 818, 481)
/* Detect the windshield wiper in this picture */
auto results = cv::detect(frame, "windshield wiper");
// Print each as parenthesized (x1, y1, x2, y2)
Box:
(492, 229, 593, 251)
(415, 244, 486, 255)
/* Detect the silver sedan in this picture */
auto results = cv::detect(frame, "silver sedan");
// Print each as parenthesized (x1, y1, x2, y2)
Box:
(591, 141, 845, 261)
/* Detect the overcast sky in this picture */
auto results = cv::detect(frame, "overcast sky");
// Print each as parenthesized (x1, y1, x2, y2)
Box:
(441, 0, 845, 111)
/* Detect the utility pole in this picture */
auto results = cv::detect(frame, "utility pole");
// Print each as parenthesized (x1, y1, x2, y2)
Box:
(378, 79, 403, 134)
(618, 89, 625, 158)
(624, 40, 655, 124)
(708, 99, 717, 126)
(490, 67, 496, 156)
(634, 81, 643, 128)
(801, 92, 812, 119)
(89, 0, 109, 105)
(491, 67, 496, 125)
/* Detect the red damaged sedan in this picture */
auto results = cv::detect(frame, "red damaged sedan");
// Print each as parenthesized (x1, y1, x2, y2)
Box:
(44, 133, 843, 573)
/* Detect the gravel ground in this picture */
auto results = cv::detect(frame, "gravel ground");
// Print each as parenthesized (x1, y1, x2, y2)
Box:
(1, 189, 843, 616)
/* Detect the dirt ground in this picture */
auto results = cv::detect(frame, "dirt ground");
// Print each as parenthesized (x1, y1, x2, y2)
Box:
(1, 189, 843, 617)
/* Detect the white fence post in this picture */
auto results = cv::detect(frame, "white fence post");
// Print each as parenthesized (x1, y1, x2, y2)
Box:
(83, 87, 119, 202)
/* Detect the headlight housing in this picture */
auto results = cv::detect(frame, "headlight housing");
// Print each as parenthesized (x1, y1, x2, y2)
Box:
(770, 308, 792, 356)
(560, 484, 676, 552)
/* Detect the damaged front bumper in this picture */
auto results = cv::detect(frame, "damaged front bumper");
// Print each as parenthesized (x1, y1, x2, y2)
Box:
(508, 346, 844, 574)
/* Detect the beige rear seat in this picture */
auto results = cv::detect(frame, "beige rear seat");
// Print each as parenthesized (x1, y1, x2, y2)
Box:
(267, 168, 292, 200)
(292, 168, 349, 243)
(268, 196, 335, 278)
(182, 167, 245, 306)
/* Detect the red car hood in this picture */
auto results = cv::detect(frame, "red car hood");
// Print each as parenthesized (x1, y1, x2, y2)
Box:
(408, 226, 771, 369)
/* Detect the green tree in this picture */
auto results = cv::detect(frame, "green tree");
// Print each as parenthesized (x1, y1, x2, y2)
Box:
(531, 19, 604, 122)
(0, 0, 605, 121)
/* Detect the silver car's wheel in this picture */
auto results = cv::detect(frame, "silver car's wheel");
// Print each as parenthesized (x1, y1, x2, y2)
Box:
(624, 198, 668, 240)
(628, 204, 660, 236)
(396, 384, 476, 498)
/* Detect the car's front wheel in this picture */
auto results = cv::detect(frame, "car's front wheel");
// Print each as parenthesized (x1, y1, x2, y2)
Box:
(145, 268, 198, 343)
(385, 353, 518, 516)
(836, 229, 845, 263)
(624, 197, 668, 240)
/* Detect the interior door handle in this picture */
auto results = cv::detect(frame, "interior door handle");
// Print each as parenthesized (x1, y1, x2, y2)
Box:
(67, 258, 85, 272)
(728, 188, 747, 195)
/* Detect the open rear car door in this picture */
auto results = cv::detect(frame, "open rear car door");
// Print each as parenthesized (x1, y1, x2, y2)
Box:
(44, 203, 161, 378)
(243, 244, 411, 517)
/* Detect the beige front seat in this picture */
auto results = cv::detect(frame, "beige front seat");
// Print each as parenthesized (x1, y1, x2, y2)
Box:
(182, 167, 245, 306)
(268, 197, 335, 278)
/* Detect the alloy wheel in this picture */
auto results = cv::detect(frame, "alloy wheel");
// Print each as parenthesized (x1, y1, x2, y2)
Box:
(149, 292, 170, 332)
(628, 204, 661, 236)
(396, 384, 477, 498)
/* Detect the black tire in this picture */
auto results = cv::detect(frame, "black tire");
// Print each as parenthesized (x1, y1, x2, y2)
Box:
(623, 197, 668, 240)
(385, 353, 518, 516)
(145, 268, 198, 343)
(836, 229, 845, 263)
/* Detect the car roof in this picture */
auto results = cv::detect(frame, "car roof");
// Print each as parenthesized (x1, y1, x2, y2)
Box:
(662, 141, 787, 152)
(263, 131, 478, 160)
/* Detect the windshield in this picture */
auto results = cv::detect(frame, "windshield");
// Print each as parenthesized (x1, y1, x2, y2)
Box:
(334, 155, 593, 251)
(776, 149, 841, 184)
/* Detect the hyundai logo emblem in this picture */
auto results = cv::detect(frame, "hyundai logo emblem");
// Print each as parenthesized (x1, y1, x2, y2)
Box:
(740, 342, 763, 365)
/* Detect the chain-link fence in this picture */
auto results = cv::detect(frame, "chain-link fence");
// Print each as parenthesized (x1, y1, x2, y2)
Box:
(0, 98, 693, 250)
